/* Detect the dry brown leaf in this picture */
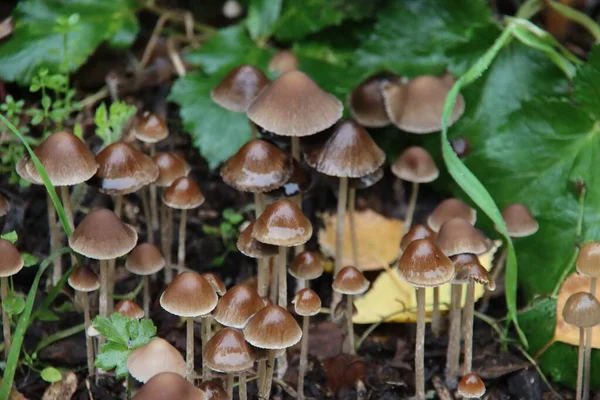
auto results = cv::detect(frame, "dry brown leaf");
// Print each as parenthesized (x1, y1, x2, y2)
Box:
(42, 372, 78, 400)
(0, 378, 28, 400)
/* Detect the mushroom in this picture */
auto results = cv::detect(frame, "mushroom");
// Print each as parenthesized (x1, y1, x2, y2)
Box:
(160, 272, 218, 381)
(127, 337, 186, 383)
(0, 193, 9, 218)
(348, 72, 398, 128)
(68, 265, 100, 375)
(289, 251, 324, 289)
(162, 176, 205, 273)
(114, 299, 145, 319)
(243, 305, 302, 398)
(562, 292, 600, 400)
(398, 239, 454, 400)
(198, 380, 228, 400)
(332, 266, 369, 355)
(203, 328, 255, 399)
(266, 158, 312, 201)
(126, 243, 165, 317)
(399, 224, 436, 253)
(391, 146, 439, 230)
(0, 239, 23, 360)
(268, 50, 298, 76)
(293, 289, 321, 400)
(457, 373, 486, 399)
(427, 198, 477, 232)
(132, 372, 204, 400)
(200, 272, 227, 378)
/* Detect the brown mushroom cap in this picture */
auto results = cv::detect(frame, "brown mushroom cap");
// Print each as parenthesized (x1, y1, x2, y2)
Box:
(348, 167, 384, 190)
(126, 243, 165, 275)
(303, 120, 385, 178)
(69, 208, 138, 260)
(499, 203, 539, 237)
(436, 218, 490, 256)
(268, 50, 298, 75)
(162, 177, 205, 209)
(115, 299, 145, 319)
(400, 224, 436, 252)
(26, 131, 98, 186)
(202, 273, 227, 296)
(391, 146, 439, 183)
(427, 198, 477, 232)
(127, 338, 186, 383)
(160, 272, 218, 317)
(252, 199, 312, 247)
(457, 373, 486, 398)
(289, 251, 323, 280)
(450, 253, 480, 271)
(16, 156, 41, 184)
(577, 241, 600, 277)
(237, 221, 279, 258)
(203, 328, 255, 373)
(562, 292, 600, 328)
(332, 266, 370, 295)
(211, 65, 269, 113)
(212, 284, 266, 329)
(267, 158, 311, 198)
(132, 372, 205, 400)
(454, 261, 495, 290)
(133, 112, 169, 143)
(0, 239, 23, 278)
(398, 239, 454, 287)
(382, 74, 465, 134)
(0, 194, 10, 217)
(68, 265, 100, 292)
(220, 139, 292, 193)
(152, 152, 191, 187)
(293, 288, 322, 316)
(348, 73, 396, 128)
(244, 305, 302, 349)
(247, 70, 343, 137)
(94, 143, 159, 195)
(198, 380, 229, 400)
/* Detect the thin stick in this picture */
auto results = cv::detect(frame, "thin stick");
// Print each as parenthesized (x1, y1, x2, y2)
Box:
(332, 177, 348, 310)
(227, 373, 234, 399)
(99, 260, 108, 345)
(278, 246, 288, 308)
(348, 188, 359, 270)
(1, 277, 11, 360)
(142, 276, 150, 317)
(262, 351, 276, 398)
(583, 277, 597, 400)
(445, 284, 462, 382)
(48, 193, 62, 286)
(462, 282, 475, 375)
(432, 287, 441, 338)
(405, 181, 419, 231)
(415, 287, 426, 400)
(258, 360, 267, 395)
(298, 315, 309, 400)
(577, 328, 585, 400)
(141, 187, 154, 244)
(239, 371, 247, 400)
(82, 291, 94, 376)
(186, 317, 194, 382)
(109, 195, 123, 314)
(347, 294, 356, 355)
(177, 209, 187, 272)
(254, 193, 269, 297)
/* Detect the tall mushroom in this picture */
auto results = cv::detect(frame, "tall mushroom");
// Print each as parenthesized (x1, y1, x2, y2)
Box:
(0, 239, 24, 360)
(125, 243, 165, 317)
(398, 239, 454, 400)
(293, 289, 321, 400)
(332, 266, 369, 355)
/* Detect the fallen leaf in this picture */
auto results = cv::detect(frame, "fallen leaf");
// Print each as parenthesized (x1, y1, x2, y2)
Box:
(42, 372, 77, 400)
(322, 354, 366, 395)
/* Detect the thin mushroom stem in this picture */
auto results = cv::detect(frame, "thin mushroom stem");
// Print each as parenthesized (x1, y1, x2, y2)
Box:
(202, 317, 212, 379)
(445, 284, 463, 383)
(332, 177, 349, 310)
(404, 181, 419, 231)
(298, 315, 309, 400)
(254, 193, 269, 297)
(583, 276, 597, 400)
(60, 186, 74, 230)
(108, 194, 124, 314)
(462, 282, 475, 375)
(161, 202, 174, 283)
(577, 327, 585, 400)
(48, 193, 62, 286)
(270, 258, 278, 304)
(82, 291, 94, 376)
(150, 183, 159, 232)
(346, 294, 356, 355)
(99, 260, 109, 345)
(480, 246, 507, 312)
(432, 287, 441, 338)
(239, 371, 247, 400)
(262, 351, 276, 398)
(227, 373, 234, 399)
(291, 136, 305, 259)
(415, 287, 426, 400)
(348, 187, 359, 270)
(142, 275, 150, 317)
(1, 277, 11, 360)
(278, 246, 288, 308)
(114, 195, 123, 218)
(186, 317, 194, 382)
(140, 187, 154, 244)
(177, 209, 187, 272)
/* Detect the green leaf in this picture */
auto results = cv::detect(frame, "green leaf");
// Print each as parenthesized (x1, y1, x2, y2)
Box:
(0, 231, 18, 244)
(128, 319, 157, 349)
(0, 0, 139, 84)
(92, 314, 128, 346)
(36, 308, 60, 322)
(40, 366, 62, 383)
(2, 294, 25, 315)
(21, 253, 39, 267)
(246, 0, 282, 40)
(574, 45, 600, 120)
(95, 342, 130, 378)
(222, 208, 243, 225)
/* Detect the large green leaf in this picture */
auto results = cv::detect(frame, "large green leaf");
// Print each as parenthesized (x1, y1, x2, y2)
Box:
(0, 0, 139, 84)
(246, 0, 283, 40)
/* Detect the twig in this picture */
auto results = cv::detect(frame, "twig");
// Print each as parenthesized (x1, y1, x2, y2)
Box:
(431, 375, 453, 400)
(143, 3, 217, 36)
(272, 377, 298, 398)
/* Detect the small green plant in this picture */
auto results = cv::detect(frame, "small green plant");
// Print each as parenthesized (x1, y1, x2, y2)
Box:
(94, 101, 137, 147)
(40, 366, 62, 383)
(202, 208, 244, 266)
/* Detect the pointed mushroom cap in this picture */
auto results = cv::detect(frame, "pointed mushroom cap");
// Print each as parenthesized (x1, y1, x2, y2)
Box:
(211, 65, 269, 112)
(220, 139, 292, 193)
(348, 73, 395, 128)
(0, 239, 24, 277)
(577, 241, 600, 277)
(68, 265, 100, 292)
(203, 328, 255, 373)
(237, 221, 279, 258)
(454, 260, 495, 290)
(16, 157, 41, 184)
(391, 146, 439, 183)
(293, 288, 322, 316)
(398, 239, 454, 287)
(457, 373, 486, 398)
(252, 199, 312, 247)
(243, 305, 302, 349)
(133, 112, 169, 143)
(247, 70, 343, 137)
(152, 152, 190, 187)
(160, 272, 218, 317)
(427, 198, 477, 232)
(126, 243, 165, 275)
(436, 218, 490, 256)
(127, 338, 185, 383)
(332, 266, 370, 295)
(162, 177, 205, 209)
(94, 143, 159, 195)
(202, 273, 227, 296)
(212, 284, 266, 328)
(0, 193, 10, 217)
(69, 208, 138, 260)
(450, 253, 480, 270)
(499, 203, 539, 237)
(289, 251, 323, 280)
(382, 74, 465, 134)
(562, 292, 600, 328)
(198, 380, 228, 400)
(400, 224, 436, 252)
(132, 372, 205, 400)
(115, 299, 145, 319)
(304, 120, 385, 178)
(268, 50, 298, 75)
(26, 131, 98, 186)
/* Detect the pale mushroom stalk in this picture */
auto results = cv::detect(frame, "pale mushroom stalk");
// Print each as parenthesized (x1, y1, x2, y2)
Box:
(577, 328, 585, 400)
(298, 315, 309, 400)
(462, 282, 475, 375)
(161, 203, 173, 282)
(201, 320, 211, 379)
(107, 194, 124, 314)
(150, 183, 159, 232)
(142, 275, 150, 317)
(140, 187, 154, 244)
(583, 277, 597, 399)
(239, 371, 247, 400)
(99, 260, 109, 345)
(254, 192, 268, 297)
(333, 176, 349, 309)
(415, 287, 426, 400)
(177, 209, 187, 271)
(82, 291, 94, 375)
(479, 247, 507, 312)
(346, 294, 356, 355)
(291, 136, 305, 258)
(226, 373, 234, 399)
(348, 187, 359, 269)
(1, 277, 11, 359)
(185, 317, 195, 382)
(432, 287, 441, 338)
(405, 181, 419, 231)
(278, 246, 287, 308)
(60, 186, 74, 229)
(270, 262, 278, 304)
(261, 351, 276, 398)
(446, 284, 463, 381)
(48, 194, 62, 286)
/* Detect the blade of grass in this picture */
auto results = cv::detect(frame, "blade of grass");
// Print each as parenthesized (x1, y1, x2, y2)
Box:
(547, 0, 600, 43)
(29, 263, 77, 327)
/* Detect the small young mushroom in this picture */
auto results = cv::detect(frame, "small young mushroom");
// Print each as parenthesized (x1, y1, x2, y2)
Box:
(268, 50, 298, 76)
(289, 251, 324, 289)
(127, 338, 186, 383)
(399, 224, 436, 253)
(348, 72, 398, 128)
(126, 243, 165, 317)
(332, 266, 369, 355)
(0, 239, 24, 360)
(201, 272, 227, 375)
(198, 380, 228, 400)
(211, 65, 269, 113)
(436, 218, 491, 257)
(427, 198, 477, 233)
(457, 373, 486, 399)
(114, 299, 145, 319)
(293, 289, 322, 400)
(132, 372, 204, 400)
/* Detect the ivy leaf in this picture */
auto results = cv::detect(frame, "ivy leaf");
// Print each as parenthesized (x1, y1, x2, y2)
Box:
(246, 0, 282, 40)
(2, 294, 25, 315)
(0, 0, 139, 84)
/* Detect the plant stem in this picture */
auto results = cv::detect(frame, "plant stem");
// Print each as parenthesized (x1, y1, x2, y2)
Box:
(548, 0, 600, 43)
(1, 277, 11, 360)
(239, 371, 247, 400)
(332, 177, 348, 310)
(278, 246, 287, 308)
(298, 315, 309, 400)
(82, 291, 95, 376)
(142, 275, 150, 317)
(404, 181, 419, 231)
(269, 258, 278, 304)
(186, 317, 194, 382)
(48, 193, 62, 286)
(445, 284, 462, 383)
(140, 187, 153, 244)
(415, 287, 425, 400)
(177, 209, 187, 272)
(577, 328, 585, 400)
(346, 294, 356, 355)
(462, 282, 475, 375)
(348, 187, 359, 270)
(583, 277, 597, 400)
(262, 351, 276, 398)
(432, 287, 441, 338)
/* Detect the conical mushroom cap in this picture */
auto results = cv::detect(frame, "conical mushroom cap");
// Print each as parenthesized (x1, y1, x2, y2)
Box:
(562, 292, 600, 328)
(289, 251, 323, 280)
(252, 199, 312, 246)
(220, 139, 291, 193)
(499, 203, 539, 237)
(162, 177, 205, 209)
(26, 131, 97, 186)
(211, 65, 269, 112)
(237, 221, 279, 259)
(94, 143, 159, 195)
(247, 70, 343, 137)
(132, 372, 205, 400)
(398, 239, 454, 287)
(127, 338, 185, 383)
(16, 156, 41, 184)
(68, 265, 100, 292)
(348, 168, 384, 190)
(268, 50, 298, 75)
(427, 198, 477, 232)
(202, 273, 226, 296)
(133, 112, 169, 143)
(152, 153, 190, 187)
(577, 241, 600, 277)
(436, 218, 490, 256)
(400, 225, 436, 252)
(126, 243, 165, 275)
(348, 73, 395, 128)
(0, 239, 24, 277)
(160, 272, 218, 317)
(332, 266, 370, 295)
(243, 305, 302, 349)
(391, 146, 439, 183)
(293, 288, 322, 316)
(115, 299, 145, 319)
(457, 373, 486, 398)
(203, 328, 255, 373)
(69, 208, 137, 260)
(454, 260, 495, 290)
(303, 120, 385, 178)
(198, 380, 228, 400)
(382, 74, 465, 134)
(212, 284, 266, 329)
